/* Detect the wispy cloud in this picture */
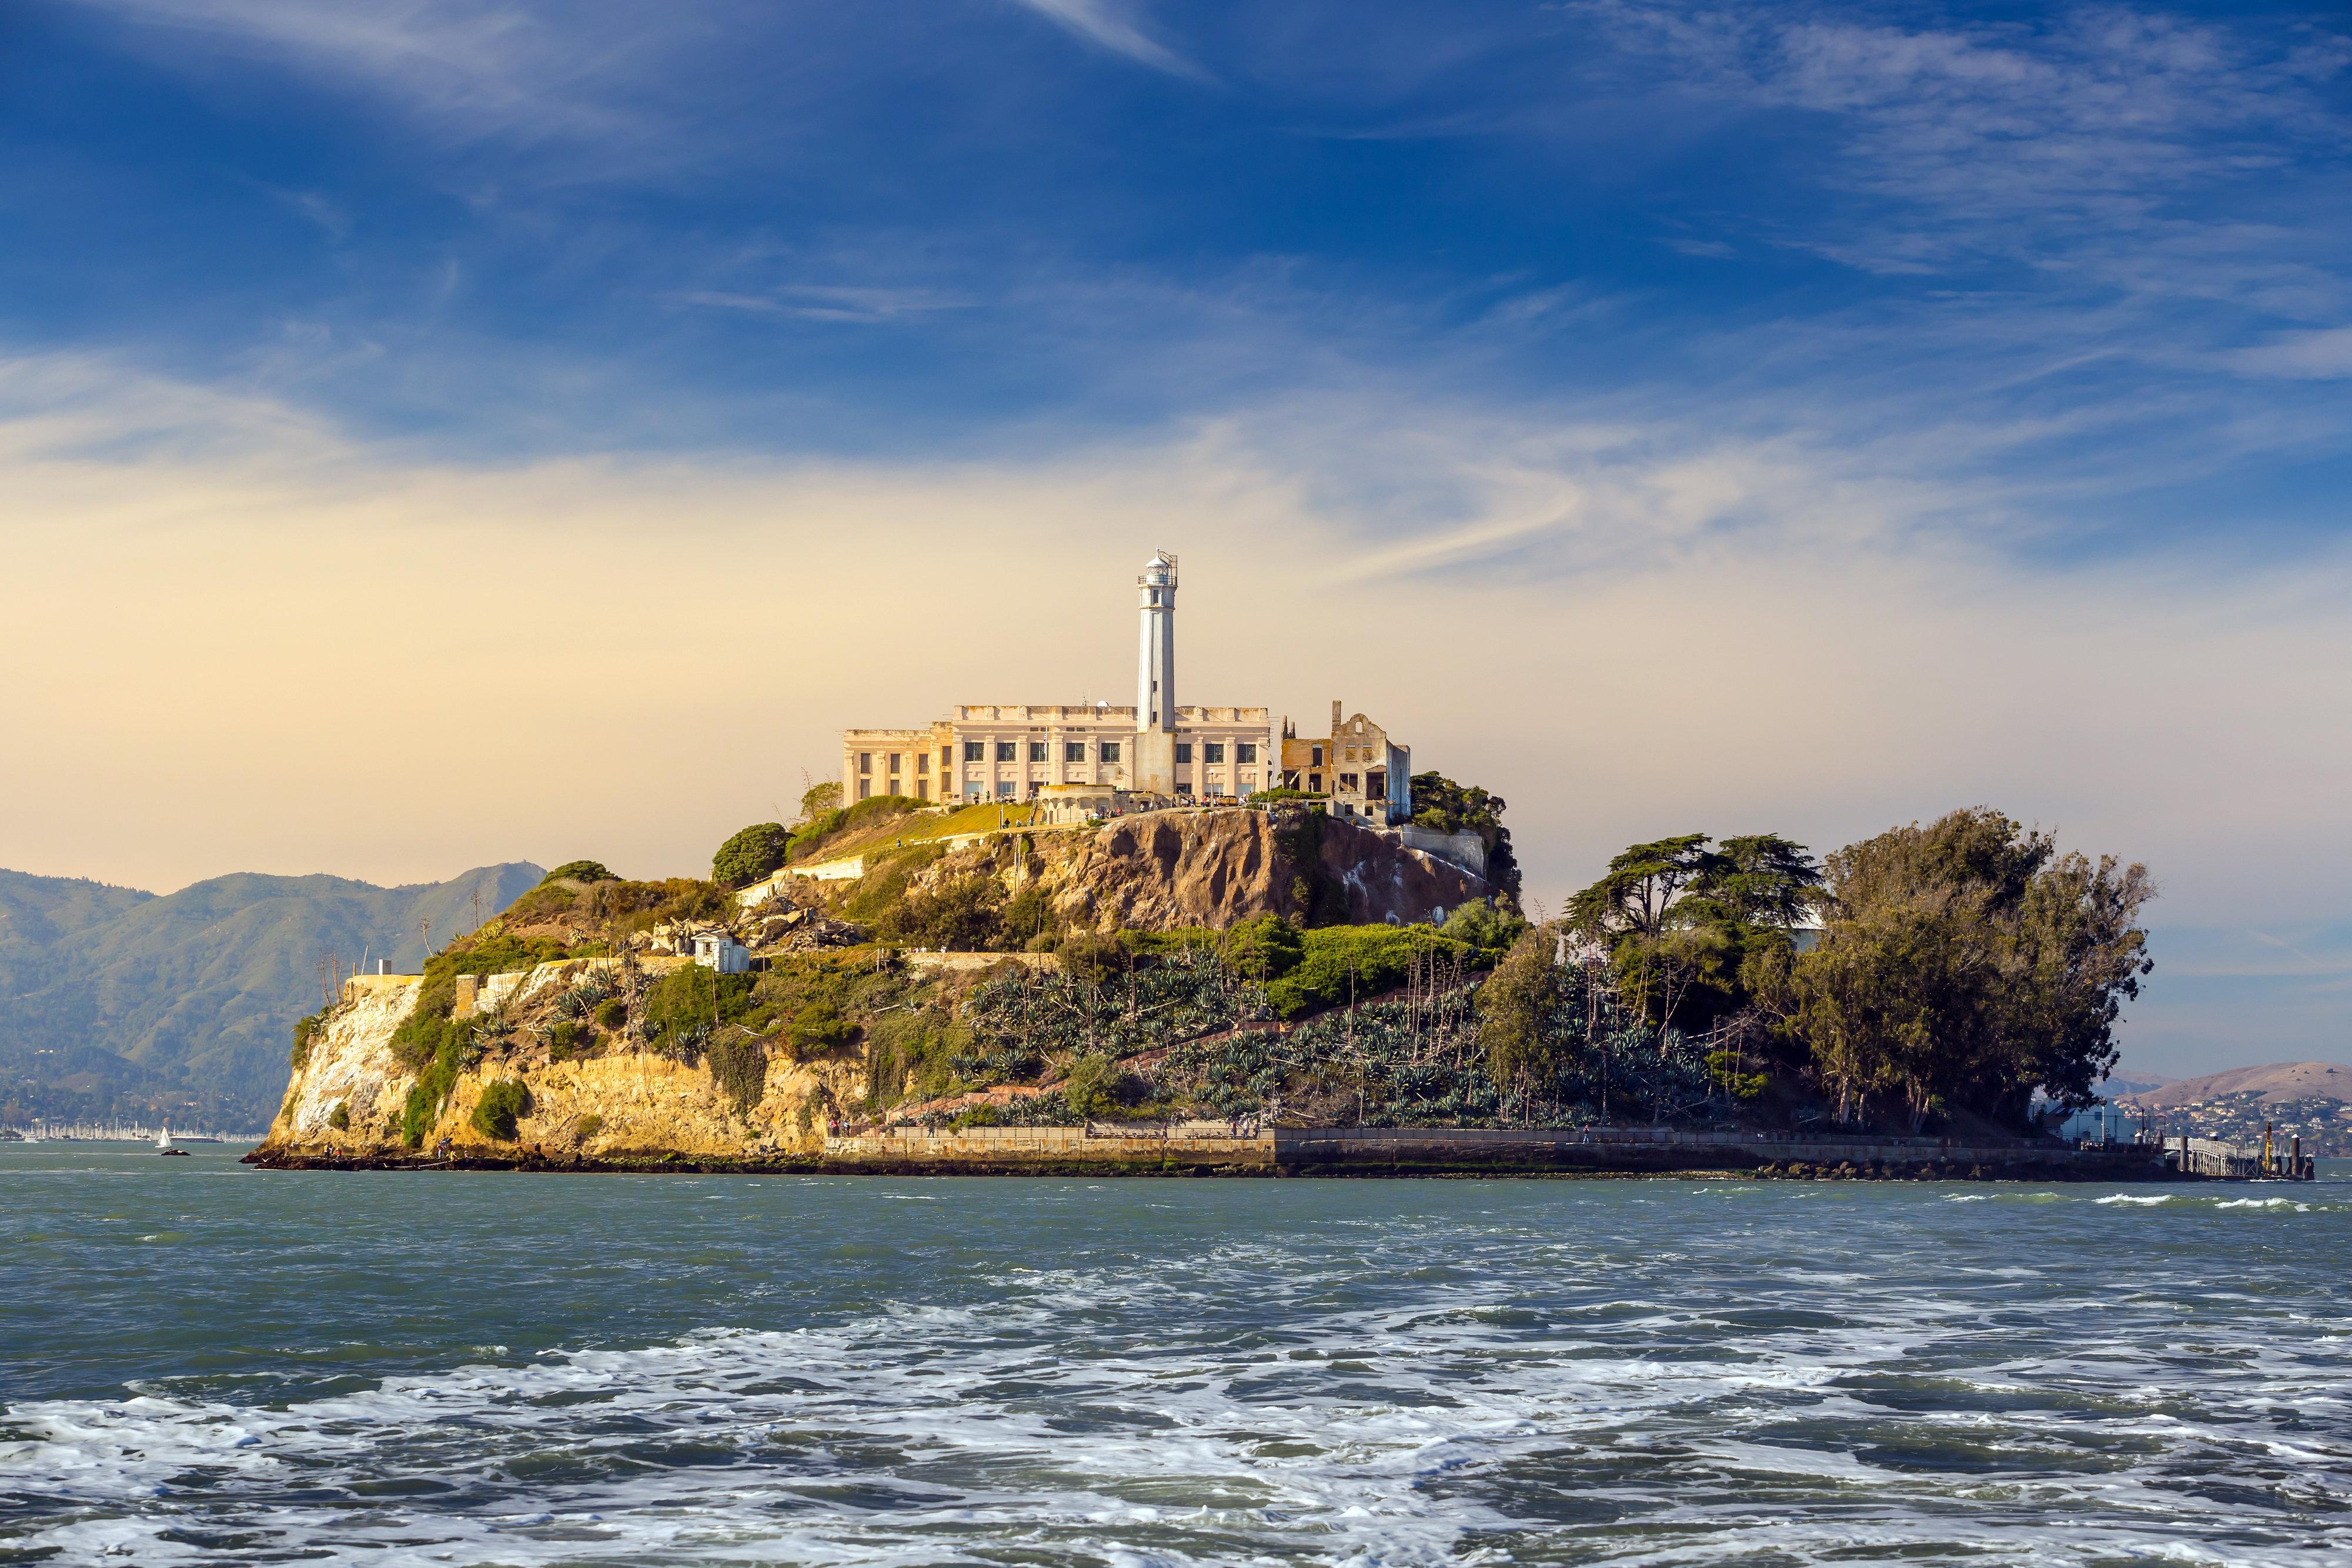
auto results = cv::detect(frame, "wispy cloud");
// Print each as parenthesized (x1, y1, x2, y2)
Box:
(1578, 2, 2352, 303)
(1007, 0, 1207, 81)
(2229, 326, 2352, 380)
(667, 285, 972, 324)
(69, 0, 669, 147)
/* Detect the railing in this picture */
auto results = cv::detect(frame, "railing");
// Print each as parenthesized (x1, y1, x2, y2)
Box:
(2169, 1134, 2314, 1181)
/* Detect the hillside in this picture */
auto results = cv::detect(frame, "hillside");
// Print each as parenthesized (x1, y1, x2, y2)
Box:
(0, 863, 543, 1129)
(2117, 1062, 2352, 1109)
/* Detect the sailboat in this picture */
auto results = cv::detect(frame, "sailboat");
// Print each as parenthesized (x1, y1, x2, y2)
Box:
(156, 1125, 190, 1156)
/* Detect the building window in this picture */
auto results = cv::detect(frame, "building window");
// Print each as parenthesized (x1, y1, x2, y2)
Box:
(1341, 773, 1359, 793)
(917, 753, 929, 775)
(1367, 770, 1386, 800)
(941, 747, 953, 771)
(1237, 743, 1256, 763)
(964, 741, 985, 763)
(859, 751, 873, 775)
(1311, 744, 1324, 767)
(1204, 743, 1224, 764)
(967, 780, 984, 797)
(1308, 773, 1322, 792)
(1175, 742, 1193, 763)
(1065, 741, 1087, 763)
(1100, 741, 1121, 763)
(888, 753, 900, 775)
(1240, 772, 1255, 790)
(996, 780, 1015, 798)
(859, 780, 873, 800)
(916, 780, 928, 800)
(996, 741, 1017, 762)
(1030, 741, 1048, 763)
(1177, 781, 1193, 797)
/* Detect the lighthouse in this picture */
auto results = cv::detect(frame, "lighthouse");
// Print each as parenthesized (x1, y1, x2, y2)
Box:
(1134, 549, 1180, 793)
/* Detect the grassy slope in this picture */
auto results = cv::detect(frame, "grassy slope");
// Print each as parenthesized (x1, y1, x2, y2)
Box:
(787, 801, 1047, 867)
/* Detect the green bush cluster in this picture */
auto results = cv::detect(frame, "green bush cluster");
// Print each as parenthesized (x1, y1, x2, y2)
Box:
(470, 1079, 534, 1141)
(861, 1012, 977, 1110)
(290, 1009, 327, 1069)
(326, 1101, 350, 1131)
(574, 1113, 604, 1143)
(1265, 925, 1475, 1018)
(712, 823, 793, 890)
(706, 1037, 769, 1117)
(542, 860, 618, 885)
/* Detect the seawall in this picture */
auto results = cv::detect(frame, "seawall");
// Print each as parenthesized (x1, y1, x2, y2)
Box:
(247, 1122, 2176, 1179)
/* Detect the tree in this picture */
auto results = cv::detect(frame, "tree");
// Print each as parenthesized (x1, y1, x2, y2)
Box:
(712, 823, 793, 890)
(797, 781, 844, 824)
(1753, 808, 2153, 1129)
(542, 860, 617, 886)
(1478, 924, 1567, 1106)
(1566, 835, 1714, 944)
(1566, 834, 1822, 1042)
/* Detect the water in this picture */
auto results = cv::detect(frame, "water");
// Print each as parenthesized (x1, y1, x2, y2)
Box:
(4, 1146, 2348, 1566)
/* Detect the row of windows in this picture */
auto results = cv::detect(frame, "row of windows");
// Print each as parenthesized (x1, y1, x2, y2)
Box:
(965, 775, 1259, 800)
(963, 740, 1131, 764)
(861, 740, 1263, 775)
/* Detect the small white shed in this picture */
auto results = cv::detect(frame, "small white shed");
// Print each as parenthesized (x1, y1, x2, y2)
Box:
(691, 932, 753, 975)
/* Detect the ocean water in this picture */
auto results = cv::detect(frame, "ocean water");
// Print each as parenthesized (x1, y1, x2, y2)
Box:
(2, 1146, 2348, 1566)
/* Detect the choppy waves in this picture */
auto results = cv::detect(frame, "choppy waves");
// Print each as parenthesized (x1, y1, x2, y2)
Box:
(5, 1181, 2352, 1565)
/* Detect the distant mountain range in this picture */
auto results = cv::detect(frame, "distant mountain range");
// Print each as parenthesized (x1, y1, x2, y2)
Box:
(2116, 1061, 2352, 1109)
(0, 863, 542, 1130)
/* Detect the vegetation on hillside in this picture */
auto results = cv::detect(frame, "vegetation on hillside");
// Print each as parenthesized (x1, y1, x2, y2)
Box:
(1410, 773, 1522, 906)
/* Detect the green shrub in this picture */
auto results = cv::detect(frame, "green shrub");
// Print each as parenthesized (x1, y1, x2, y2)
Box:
(290, 1009, 327, 1069)
(594, 997, 627, 1029)
(542, 860, 617, 885)
(1063, 1053, 1121, 1119)
(470, 1079, 534, 1141)
(547, 1019, 584, 1059)
(1223, 914, 1304, 983)
(861, 1012, 975, 1109)
(842, 842, 947, 925)
(642, 966, 766, 1049)
(1440, 898, 1531, 959)
(713, 823, 793, 890)
(951, 1102, 1003, 1129)
(1054, 930, 1126, 984)
(877, 872, 1003, 950)
(326, 1101, 350, 1131)
(1265, 925, 1474, 1018)
(786, 808, 847, 862)
(788, 1001, 856, 1057)
(706, 1037, 769, 1116)
(401, 1038, 467, 1147)
(1002, 884, 1055, 947)
(574, 1112, 604, 1144)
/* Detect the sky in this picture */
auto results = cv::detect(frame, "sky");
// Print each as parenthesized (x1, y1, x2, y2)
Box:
(2, 0, 2347, 1075)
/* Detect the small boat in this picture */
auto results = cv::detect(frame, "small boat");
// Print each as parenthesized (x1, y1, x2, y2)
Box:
(157, 1126, 190, 1156)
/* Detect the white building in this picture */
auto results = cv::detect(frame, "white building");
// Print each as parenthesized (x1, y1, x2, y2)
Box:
(838, 551, 1276, 803)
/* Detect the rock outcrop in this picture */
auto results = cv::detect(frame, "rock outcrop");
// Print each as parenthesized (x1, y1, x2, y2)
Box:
(262, 962, 861, 1165)
(1034, 806, 1488, 931)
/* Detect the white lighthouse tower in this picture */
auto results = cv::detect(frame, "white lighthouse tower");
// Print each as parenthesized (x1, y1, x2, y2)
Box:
(1134, 549, 1179, 794)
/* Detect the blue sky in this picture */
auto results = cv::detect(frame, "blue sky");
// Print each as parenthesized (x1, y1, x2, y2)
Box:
(3, 0, 2349, 1073)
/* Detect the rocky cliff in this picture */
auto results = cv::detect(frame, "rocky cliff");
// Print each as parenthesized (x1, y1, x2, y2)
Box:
(868, 805, 1489, 934)
(263, 962, 859, 1164)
